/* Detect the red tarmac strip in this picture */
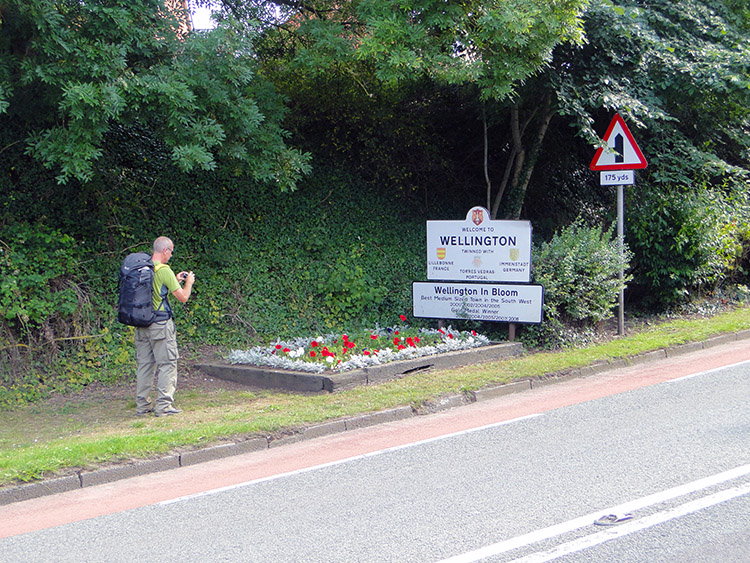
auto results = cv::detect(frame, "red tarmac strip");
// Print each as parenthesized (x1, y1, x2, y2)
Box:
(1, 340, 749, 539)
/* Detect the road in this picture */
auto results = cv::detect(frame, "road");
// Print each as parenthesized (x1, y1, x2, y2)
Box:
(1, 340, 748, 562)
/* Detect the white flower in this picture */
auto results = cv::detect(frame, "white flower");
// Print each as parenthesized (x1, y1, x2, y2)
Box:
(228, 325, 491, 374)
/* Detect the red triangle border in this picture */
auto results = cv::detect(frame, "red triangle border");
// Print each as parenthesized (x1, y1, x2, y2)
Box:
(590, 113, 648, 171)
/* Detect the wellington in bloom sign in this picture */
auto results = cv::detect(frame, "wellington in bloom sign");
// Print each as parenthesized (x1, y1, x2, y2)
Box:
(426, 206, 531, 283)
(412, 282, 543, 324)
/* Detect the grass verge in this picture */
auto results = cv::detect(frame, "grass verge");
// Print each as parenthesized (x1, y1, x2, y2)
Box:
(1, 306, 749, 487)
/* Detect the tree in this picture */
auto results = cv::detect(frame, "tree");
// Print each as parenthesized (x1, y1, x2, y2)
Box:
(194, 0, 748, 223)
(517, 0, 750, 303)
(201, 0, 588, 214)
(0, 0, 309, 188)
(480, 0, 750, 220)
(554, 0, 750, 183)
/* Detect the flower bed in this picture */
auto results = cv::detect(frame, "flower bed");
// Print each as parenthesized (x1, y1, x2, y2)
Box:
(228, 315, 491, 374)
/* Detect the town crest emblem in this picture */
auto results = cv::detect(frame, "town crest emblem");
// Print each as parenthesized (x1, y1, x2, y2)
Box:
(472, 208, 484, 226)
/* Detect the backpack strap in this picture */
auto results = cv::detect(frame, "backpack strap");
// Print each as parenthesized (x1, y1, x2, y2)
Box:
(153, 263, 172, 317)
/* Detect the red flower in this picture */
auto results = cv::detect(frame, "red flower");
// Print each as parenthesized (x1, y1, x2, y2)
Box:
(363, 350, 371, 356)
(394, 330, 399, 335)
(311, 341, 319, 347)
(310, 351, 316, 357)
(448, 333, 454, 339)
(406, 337, 415, 347)
(346, 341, 356, 349)
(397, 344, 406, 350)
(275, 344, 282, 350)
(370, 334, 378, 340)
(472, 330, 477, 336)
(342, 334, 349, 341)
(415, 337, 420, 343)
(283, 347, 290, 353)
(400, 314, 407, 321)
(393, 337, 400, 346)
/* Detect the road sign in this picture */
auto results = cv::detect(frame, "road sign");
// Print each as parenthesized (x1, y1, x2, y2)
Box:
(590, 113, 647, 171)
(412, 282, 544, 324)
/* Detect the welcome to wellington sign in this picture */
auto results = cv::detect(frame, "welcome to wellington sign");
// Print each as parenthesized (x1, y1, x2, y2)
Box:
(426, 207, 532, 282)
(415, 207, 543, 324)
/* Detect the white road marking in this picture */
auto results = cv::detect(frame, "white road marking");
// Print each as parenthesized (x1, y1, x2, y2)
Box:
(664, 359, 749, 382)
(511, 481, 750, 562)
(438, 463, 750, 563)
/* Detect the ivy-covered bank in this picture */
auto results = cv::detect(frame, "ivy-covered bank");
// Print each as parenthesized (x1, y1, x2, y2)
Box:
(1, 157, 643, 408)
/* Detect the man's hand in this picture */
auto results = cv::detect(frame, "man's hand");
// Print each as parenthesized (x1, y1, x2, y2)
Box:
(173, 271, 195, 303)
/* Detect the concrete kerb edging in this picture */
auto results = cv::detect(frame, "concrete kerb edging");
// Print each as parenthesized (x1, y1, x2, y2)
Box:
(2, 329, 749, 507)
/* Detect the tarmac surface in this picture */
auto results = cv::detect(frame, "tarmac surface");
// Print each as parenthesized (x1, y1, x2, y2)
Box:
(1, 329, 749, 537)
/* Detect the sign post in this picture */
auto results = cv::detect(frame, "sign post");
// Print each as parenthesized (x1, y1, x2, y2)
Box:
(590, 113, 647, 335)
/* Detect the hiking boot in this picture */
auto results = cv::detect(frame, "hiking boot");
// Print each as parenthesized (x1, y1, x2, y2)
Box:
(155, 407, 183, 417)
(136, 408, 155, 416)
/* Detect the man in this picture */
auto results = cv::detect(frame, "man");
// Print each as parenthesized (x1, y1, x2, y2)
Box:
(135, 236, 195, 416)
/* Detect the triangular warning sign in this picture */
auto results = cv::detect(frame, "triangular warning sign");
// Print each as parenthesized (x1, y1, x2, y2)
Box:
(590, 113, 648, 171)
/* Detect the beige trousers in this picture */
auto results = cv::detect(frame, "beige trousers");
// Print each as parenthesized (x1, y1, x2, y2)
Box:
(135, 319, 179, 413)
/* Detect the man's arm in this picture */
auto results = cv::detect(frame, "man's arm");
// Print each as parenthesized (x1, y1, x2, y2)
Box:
(172, 272, 195, 303)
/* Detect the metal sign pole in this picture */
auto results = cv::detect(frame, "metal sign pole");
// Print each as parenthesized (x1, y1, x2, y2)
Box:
(617, 184, 625, 336)
(590, 114, 647, 338)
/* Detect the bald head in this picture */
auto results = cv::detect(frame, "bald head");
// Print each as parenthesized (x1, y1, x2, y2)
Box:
(153, 237, 173, 253)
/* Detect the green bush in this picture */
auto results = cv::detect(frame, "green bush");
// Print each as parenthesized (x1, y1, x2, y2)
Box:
(0, 222, 140, 407)
(0, 223, 81, 336)
(522, 219, 631, 348)
(628, 185, 750, 307)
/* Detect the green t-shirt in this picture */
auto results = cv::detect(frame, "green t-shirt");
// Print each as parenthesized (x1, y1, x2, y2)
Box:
(153, 262, 180, 313)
